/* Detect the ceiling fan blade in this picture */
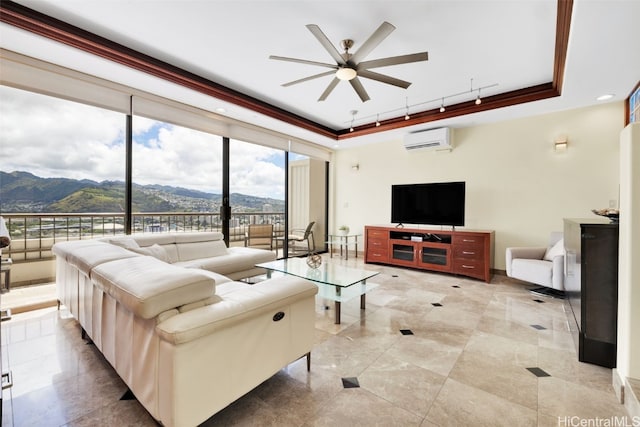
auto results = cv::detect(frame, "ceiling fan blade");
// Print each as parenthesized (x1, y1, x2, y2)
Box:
(306, 24, 346, 65)
(350, 21, 395, 64)
(349, 77, 370, 102)
(318, 77, 340, 101)
(282, 70, 336, 87)
(357, 70, 411, 89)
(269, 55, 337, 69)
(357, 52, 429, 70)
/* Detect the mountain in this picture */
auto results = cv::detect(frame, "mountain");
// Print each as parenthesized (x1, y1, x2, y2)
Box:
(0, 171, 284, 213)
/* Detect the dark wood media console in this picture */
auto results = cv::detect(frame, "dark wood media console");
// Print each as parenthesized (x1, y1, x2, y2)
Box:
(365, 225, 495, 283)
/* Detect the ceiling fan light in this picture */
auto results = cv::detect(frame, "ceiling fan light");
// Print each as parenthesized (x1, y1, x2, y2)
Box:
(336, 67, 357, 81)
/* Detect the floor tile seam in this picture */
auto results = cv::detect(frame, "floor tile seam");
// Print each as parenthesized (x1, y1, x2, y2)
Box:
(359, 338, 452, 412)
(347, 382, 429, 423)
(250, 386, 315, 427)
(534, 350, 620, 394)
(445, 370, 540, 413)
(8, 378, 124, 427)
(474, 323, 543, 347)
(349, 341, 397, 379)
(535, 375, 628, 419)
(440, 376, 540, 420)
(459, 329, 541, 368)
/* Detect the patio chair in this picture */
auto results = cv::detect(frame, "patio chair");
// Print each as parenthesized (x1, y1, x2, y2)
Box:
(276, 221, 315, 257)
(244, 224, 274, 250)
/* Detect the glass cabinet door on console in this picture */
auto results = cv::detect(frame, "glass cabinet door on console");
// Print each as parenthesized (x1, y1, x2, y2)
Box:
(388, 233, 453, 271)
(391, 242, 416, 266)
(418, 243, 452, 272)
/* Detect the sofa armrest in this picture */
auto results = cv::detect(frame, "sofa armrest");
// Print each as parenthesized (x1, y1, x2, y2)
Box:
(505, 247, 546, 276)
(156, 276, 318, 345)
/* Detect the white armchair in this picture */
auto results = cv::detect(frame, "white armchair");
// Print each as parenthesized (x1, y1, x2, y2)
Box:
(505, 232, 564, 297)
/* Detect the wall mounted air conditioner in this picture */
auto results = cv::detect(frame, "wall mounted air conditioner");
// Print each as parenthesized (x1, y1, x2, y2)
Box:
(403, 127, 451, 151)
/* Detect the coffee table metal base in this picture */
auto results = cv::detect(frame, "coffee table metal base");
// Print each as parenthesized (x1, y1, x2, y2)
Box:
(333, 293, 367, 324)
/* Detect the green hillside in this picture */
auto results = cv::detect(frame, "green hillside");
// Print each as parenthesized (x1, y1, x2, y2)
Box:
(1, 170, 284, 213)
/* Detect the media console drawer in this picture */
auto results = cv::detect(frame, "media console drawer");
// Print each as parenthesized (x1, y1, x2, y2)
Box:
(452, 245, 484, 260)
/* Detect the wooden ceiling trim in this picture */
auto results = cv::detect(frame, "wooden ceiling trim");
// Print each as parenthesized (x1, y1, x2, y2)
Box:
(553, 0, 573, 93)
(0, 0, 572, 141)
(337, 83, 558, 139)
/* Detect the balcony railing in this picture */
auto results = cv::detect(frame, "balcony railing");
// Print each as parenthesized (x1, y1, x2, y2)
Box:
(1, 212, 285, 263)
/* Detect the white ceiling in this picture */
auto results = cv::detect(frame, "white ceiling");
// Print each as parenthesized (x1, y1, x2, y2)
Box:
(1, 0, 639, 149)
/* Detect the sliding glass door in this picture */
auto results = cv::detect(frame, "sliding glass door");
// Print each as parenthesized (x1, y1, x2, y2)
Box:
(229, 138, 285, 252)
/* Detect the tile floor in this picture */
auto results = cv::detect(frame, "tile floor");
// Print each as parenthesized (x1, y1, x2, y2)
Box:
(0, 255, 631, 427)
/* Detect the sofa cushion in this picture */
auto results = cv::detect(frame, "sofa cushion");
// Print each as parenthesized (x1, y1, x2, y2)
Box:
(176, 240, 228, 262)
(175, 246, 275, 275)
(106, 237, 140, 250)
(132, 234, 177, 247)
(174, 231, 224, 243)
(91, 256, 216, 319)
(59, 240, 140, 275)
(130, 243, 170, 263)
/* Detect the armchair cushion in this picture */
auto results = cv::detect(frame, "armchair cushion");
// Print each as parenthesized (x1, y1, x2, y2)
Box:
(510, 259, 554, 288)
(505, 247, 546, 277)
(543, 238, 564, 261)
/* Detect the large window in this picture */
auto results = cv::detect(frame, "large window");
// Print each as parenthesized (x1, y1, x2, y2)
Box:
(0, 85, 126, 243)
(0, 86, 126, 202)
(0, 74, 330, 285)
(131, 116, 223, 233)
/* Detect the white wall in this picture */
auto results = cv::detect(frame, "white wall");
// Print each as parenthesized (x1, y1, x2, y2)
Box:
(331, 102, 623, 271)
(616, 123, 640, 389)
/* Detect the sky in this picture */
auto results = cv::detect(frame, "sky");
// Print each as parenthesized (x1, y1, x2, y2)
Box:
(0, 85, 298, 200)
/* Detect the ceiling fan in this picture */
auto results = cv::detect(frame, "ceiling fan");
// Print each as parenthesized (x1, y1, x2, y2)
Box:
(269, 22, 428, 102)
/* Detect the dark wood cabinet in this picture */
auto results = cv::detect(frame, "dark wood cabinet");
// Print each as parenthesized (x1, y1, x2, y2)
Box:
(564, 219, 619, 368)
(365, 225, 494, 282)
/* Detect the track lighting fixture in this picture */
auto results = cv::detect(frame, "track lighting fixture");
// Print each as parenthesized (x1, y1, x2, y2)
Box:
(404, 97, 410, 120)
(349, 110, 357, 132)
(344, 78, 496, 132)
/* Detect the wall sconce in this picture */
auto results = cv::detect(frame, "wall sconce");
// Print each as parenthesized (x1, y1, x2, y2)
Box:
(554, 137, 568, 152)
(351, 163, 360, 172)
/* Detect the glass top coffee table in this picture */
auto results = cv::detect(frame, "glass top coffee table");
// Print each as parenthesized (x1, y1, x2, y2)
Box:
(256, 258, 379, 324)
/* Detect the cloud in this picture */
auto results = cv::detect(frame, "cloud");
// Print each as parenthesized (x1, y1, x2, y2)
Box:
(1, 86, 287, 198)
(0, 86, 125, 180)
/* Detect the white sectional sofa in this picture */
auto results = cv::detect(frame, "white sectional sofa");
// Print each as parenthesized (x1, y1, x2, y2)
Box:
(52, 232, 318, 427)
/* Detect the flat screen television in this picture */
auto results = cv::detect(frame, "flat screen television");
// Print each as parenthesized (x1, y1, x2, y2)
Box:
(391, 181, 465, 226)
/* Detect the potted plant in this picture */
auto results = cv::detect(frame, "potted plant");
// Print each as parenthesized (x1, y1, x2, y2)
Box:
(338, 225, 350, 235)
